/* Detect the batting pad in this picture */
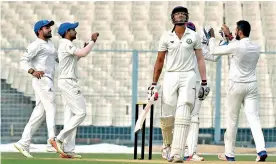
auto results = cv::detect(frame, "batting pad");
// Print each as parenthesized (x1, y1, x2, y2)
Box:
(186, 114, 200, 156)
(160, 116, 175, 146)
(170, 105, 191, 158)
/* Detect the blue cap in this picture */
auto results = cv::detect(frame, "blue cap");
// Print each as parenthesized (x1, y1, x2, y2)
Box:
(58, 22, 79, 36)
(34, 20, 54, 33)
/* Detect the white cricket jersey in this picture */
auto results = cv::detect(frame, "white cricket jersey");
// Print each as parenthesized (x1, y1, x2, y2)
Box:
(209, 37, 260, 82)
(20, 38, 57, 79)
(58, 38, 79, 80)
(158, 27, 202, 72)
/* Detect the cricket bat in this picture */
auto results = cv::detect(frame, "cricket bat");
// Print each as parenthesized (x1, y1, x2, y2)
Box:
(134, 94, 157, 133)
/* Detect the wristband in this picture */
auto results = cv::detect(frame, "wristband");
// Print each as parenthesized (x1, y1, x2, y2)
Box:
(201, 80, 207, 86)
(28, 68, 35, 75)
(227, 33, 234, 41)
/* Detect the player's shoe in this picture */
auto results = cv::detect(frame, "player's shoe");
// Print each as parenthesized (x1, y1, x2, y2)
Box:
(218, 153, 235, 161)
(50, 137, 65, 155)
(256, 151, 267, 162)
(59, 152, 82, 159)
(168, 155, 183, 163)
(184, 153, 204, 161)
(46, 144, 56, 152)
(14, 143, 33, 158)
(46, 139, 56, 152)
(161, 144, 171, 160)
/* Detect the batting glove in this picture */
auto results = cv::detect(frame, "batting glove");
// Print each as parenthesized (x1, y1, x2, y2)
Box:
(147, 83, 159, 101)
(201, 25, 212, 46)
(219, 30, 229, 46)
(198, 80, 210, 101)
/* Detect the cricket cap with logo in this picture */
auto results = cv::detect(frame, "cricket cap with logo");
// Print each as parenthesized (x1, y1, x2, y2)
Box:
(58, 22, 79, 36)
(34, 20, 54, 33)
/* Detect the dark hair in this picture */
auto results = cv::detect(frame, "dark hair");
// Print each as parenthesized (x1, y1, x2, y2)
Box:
(35, 27, 43, 37)
(236, 20, 251, 37)
(62, 29, 72, 38)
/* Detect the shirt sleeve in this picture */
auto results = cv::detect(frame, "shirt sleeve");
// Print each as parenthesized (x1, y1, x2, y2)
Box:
(194, 33, 202, 50)
(158, 32, 168, 52)
(209, 37, 238, 56)
(65, 42, 77, 55)
(20, 42, 41, 72)
(202, 43, 220, 62)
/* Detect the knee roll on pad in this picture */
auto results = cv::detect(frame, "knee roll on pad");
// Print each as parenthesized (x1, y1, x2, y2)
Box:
(190, 114, 199, 124)
(175, 104, 192, 123)
(174, 117, 190, 125)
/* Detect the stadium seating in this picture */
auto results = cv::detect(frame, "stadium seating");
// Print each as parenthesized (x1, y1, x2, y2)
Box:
(1, 1, 275, 129)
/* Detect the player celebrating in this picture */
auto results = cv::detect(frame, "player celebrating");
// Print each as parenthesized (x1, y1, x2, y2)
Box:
(183, 22, 225, 161)
(148, 6, 209, 162)
(15, 20, 57, 158)
(208, 21, 267, 162)
(50, 22, 99, 158)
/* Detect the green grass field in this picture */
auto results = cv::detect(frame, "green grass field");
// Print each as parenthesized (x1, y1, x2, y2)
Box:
(1, 152, 276, 164)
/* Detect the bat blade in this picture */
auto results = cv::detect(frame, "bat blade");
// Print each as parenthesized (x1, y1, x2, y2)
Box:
(134, 100, 154, 133)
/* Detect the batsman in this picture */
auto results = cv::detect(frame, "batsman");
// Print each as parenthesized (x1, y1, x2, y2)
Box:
(148, 6, 209, 162)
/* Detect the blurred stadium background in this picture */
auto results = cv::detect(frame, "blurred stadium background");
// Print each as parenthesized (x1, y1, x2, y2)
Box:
(1, 1, 276, 151)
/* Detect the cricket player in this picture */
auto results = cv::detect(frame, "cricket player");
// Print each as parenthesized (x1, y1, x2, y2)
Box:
(208, 21, 267, 162)
(148, 6, 209, 162)
(183, 22, 224, 161)
(50, 22, 99, 158)
(14, 20, 57, 158)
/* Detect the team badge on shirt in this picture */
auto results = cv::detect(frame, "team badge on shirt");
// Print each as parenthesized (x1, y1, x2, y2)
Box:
(186, 39, 193, 44)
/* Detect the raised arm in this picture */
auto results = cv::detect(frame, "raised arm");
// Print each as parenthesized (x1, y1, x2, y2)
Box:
(73, 33, 99, 57)
(209, 27, 237, 56)
(202, 44, 220, 62)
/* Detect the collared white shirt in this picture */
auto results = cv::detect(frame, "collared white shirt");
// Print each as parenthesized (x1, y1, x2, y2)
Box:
(58, 38, 79, 80)
(158, 27, 202, 72)
(209, 37, 260, 82)
(20, 38, 57, 79)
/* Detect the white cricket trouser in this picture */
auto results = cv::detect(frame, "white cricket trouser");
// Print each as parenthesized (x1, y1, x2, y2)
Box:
(161, 71, 197, 115)
(160, 71, 197, 158)
(185, 81, 202, 156)
(224, 80, 266, 157)
(63, 103, 77, 152)
(19, 77, 56, 147)
(57, 79, 86, 150)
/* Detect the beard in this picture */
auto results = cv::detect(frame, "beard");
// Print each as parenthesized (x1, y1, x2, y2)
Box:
(44, 32, 52, 38)
(70, 35, 76, 40)
(235, 33, 240, 40)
